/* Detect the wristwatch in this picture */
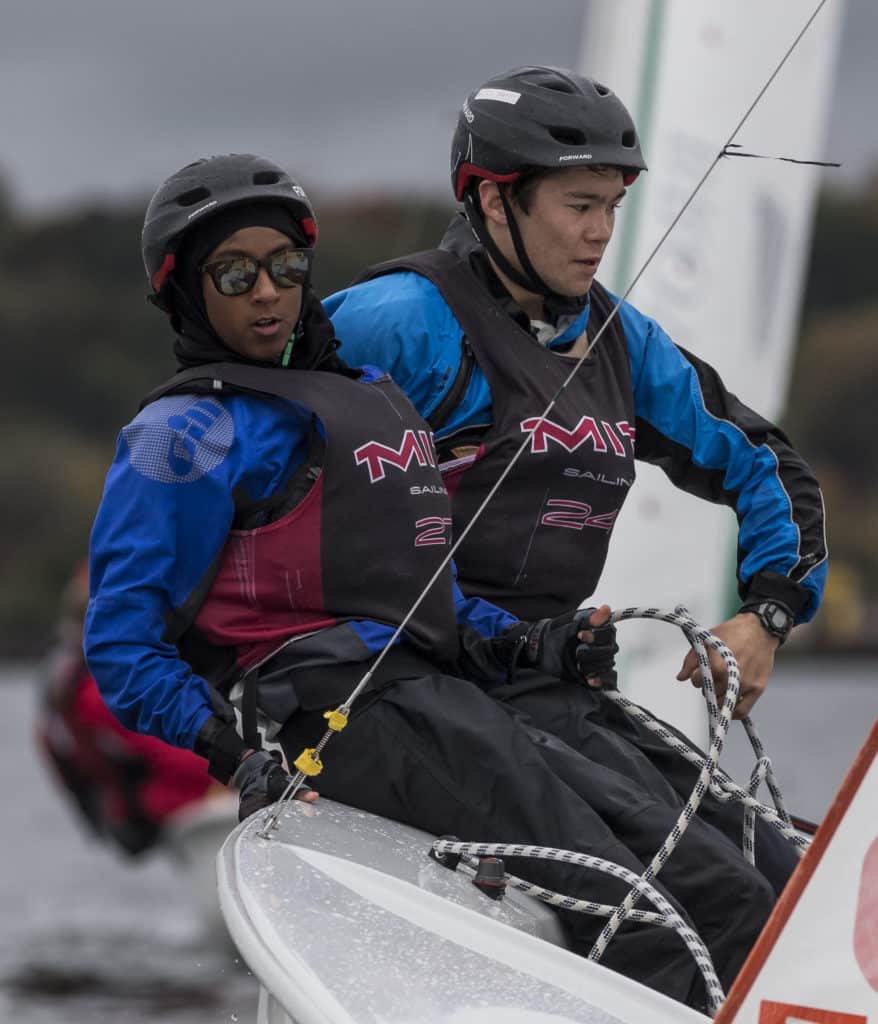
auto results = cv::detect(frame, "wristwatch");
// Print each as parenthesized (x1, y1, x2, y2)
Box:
(739, 600, 795, 645)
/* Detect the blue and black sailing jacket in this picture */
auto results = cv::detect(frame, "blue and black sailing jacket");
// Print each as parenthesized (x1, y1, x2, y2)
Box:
(85, 363, 516, 752)
(325, 215, 827, 621)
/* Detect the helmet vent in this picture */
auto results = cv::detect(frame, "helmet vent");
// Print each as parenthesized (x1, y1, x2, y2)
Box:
(621, 130, 637, 148)
(593, 82, 611, 97)
(524, 69, 577, 94)
(253, 170, 281, 185)
(175, 186, 211, 208)
(541, 80, 576, 94)
(548, 127, 588, 147)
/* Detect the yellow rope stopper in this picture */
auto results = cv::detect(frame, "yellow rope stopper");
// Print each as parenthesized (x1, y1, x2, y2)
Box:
(323, 708, 349, 732)
(293, 747, 323, 776)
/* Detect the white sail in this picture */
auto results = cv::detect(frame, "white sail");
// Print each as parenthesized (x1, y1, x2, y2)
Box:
(577, 0, 845, 738)
(714, 720, 878, 1021)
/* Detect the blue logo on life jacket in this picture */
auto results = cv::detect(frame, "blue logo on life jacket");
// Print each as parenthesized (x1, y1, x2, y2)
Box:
(124, 396, 234, 483)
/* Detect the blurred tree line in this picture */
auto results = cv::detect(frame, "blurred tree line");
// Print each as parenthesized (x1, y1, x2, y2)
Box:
(0, 175, 875, 656)
(784, 177, 878, 649)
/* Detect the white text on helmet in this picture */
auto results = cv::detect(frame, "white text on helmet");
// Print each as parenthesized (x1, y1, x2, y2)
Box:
(473, 88, 521, 105)
(187, 199, 219, 221)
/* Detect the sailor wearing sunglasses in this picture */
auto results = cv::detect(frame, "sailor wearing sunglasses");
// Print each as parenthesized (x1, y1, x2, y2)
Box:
(198, 244, 313, 366)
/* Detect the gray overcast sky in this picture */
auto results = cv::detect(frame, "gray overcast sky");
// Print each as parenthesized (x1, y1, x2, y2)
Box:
(1, 0, 875, 214)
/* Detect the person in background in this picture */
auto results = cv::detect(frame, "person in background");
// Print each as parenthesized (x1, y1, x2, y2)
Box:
(84, 153, 778, 1010)
(36, 561, 218, 856)
(324, 65, 827, 892)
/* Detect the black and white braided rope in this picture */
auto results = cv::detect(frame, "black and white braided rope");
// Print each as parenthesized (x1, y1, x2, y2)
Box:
(432, 840, 725, 1007)
(432, 839, 726, 1011)
(603, 607, 807, 859)
(581, 605, 745, 995)
(430, 606, 808, 1014)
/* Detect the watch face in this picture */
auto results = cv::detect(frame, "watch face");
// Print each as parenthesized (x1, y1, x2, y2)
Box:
(769, 607, 790, 630)
(742, 601, 792, 639)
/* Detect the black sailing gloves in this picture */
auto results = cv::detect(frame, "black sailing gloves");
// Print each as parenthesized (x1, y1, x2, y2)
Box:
(195, 715, 316, 822)
(494, 607, 619, 689)
(233, 750, 300, 822)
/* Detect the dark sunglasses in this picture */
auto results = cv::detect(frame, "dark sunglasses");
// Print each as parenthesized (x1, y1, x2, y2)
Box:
(200, 247, 313, 297)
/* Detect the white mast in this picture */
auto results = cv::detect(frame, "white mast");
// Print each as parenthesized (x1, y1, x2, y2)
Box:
(577, 0, 845, 737)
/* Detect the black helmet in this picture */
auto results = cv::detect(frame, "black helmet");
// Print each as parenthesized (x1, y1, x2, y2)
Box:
(142, 153, 318, 301)
(451, 66, 647, 201)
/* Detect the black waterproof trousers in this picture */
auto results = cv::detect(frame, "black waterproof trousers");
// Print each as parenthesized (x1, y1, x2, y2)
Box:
(278, 657, 775, 1011)
(494, 676, 800, 895)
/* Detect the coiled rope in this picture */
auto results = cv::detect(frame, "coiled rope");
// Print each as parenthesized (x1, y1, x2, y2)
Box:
(434, 839, 725, 1008)
(431, 606, 810, 1015)
(605, 608, 808, 860)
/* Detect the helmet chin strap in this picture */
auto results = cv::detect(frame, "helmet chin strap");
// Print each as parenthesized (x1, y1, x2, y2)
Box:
(498, 188, 556, 299)
(463, 190, 539, 295)
(463, 186, 587, 316)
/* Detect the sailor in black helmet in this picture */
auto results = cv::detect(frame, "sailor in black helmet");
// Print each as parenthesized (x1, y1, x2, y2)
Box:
(325, 66, 826, 891)
(85, 152, 778, 1010)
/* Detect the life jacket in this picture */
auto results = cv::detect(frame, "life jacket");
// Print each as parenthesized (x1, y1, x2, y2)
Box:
(36, 650, 213, 856)
(357, 239, 636, 619)
(142, 363, 460, 678)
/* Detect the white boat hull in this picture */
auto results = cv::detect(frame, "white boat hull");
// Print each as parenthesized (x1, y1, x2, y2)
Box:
(218, 797, 709, 1024)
